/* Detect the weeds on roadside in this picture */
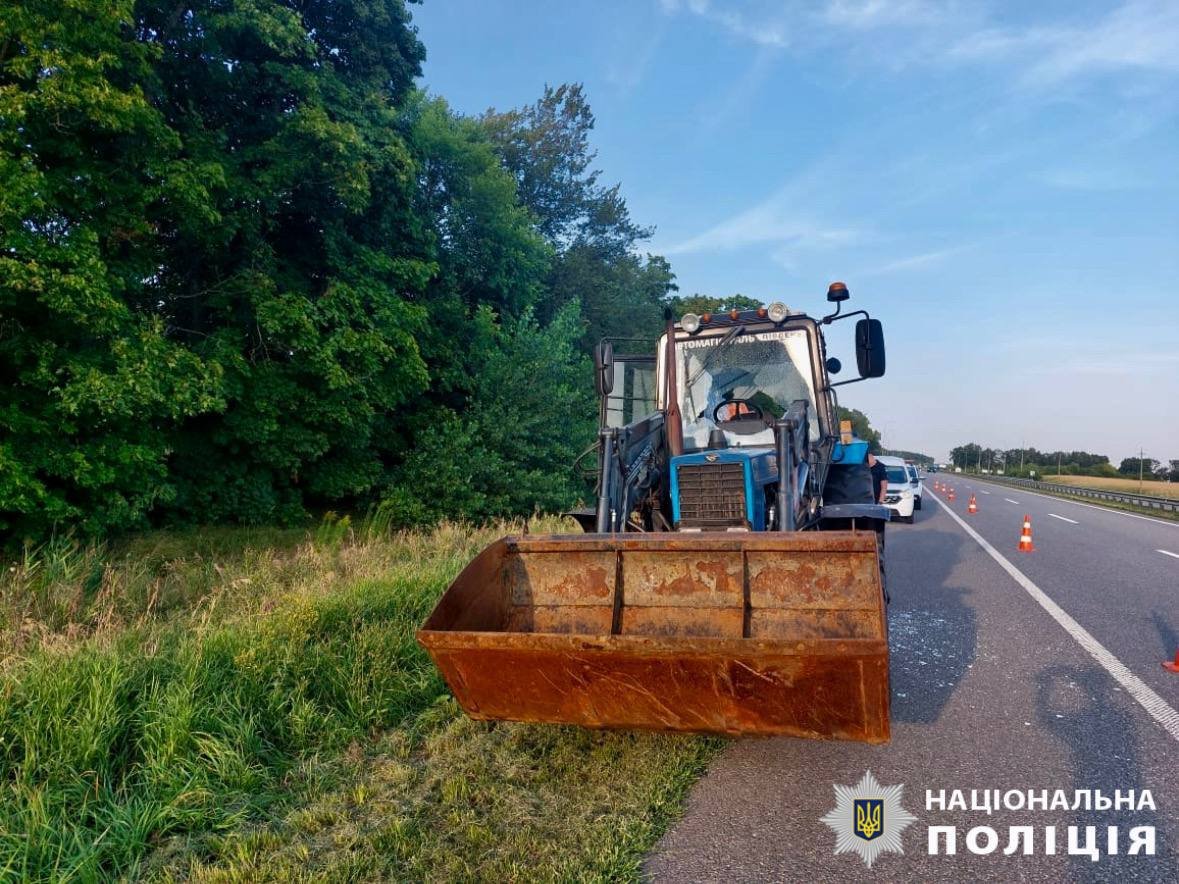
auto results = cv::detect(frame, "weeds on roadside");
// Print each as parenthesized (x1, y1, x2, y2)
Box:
(0, 514, 714, 881)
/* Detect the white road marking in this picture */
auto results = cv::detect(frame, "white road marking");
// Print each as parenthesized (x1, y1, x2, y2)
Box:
(971, 479, 1179, 529)
(930, 493, 1179, 743)
(1048, 513, 1078, 524)
(978, 490, 991, 495)
(1158, 549, 1179, 560)
(1004, 498, 1020, 505)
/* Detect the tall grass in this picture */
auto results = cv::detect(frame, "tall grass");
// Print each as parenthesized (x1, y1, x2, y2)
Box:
(0, 518, 716, 881)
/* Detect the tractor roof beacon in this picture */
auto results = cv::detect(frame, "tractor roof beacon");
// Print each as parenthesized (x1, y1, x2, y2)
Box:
(419, 283, 894, 742)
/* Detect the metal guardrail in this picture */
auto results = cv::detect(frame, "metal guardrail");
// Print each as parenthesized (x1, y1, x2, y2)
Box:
(951, 474, 1179, 514)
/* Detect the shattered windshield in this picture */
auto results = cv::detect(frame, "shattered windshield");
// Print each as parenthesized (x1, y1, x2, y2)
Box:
(677, 328, 819, 449)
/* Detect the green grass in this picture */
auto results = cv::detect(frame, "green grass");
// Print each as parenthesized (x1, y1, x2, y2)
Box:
(0, 519, 719, 882)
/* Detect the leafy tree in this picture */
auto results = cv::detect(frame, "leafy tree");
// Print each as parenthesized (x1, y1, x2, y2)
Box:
(666, 294, 763, 315)
(882, 449, 934, 467)
(1119, 457, 1159, 478)
(2, 5, 659, 541)
(130, 0, 435, 525)
(482, 84, 676, 345)
(1, 0, 225, 538)
(383, 303, 595, 526)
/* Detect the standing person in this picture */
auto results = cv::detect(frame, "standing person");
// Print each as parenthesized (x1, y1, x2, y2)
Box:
(867, 451, 888, 504)
(866, 450, 890, 602)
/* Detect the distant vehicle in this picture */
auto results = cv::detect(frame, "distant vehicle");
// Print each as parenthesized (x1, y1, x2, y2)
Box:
(877, 455, 915, 522)
(928, 464, 938, 473)
(905, 463, 923, 509)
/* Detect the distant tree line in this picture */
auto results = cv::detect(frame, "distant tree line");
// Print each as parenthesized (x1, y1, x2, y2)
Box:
(1, 1, 683, 542)
(882, 449, 934, 467)
(947, 444, 1179, 481)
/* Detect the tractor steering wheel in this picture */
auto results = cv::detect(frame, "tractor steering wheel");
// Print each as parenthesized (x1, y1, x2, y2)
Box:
(712, 398, 765, 423)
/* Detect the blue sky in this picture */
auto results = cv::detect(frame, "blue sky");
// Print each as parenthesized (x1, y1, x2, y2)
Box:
(411, 0, 1179, 465)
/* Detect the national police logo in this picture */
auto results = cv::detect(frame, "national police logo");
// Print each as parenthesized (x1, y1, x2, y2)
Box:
(854, 798, 883, 840)
(820, 771, 917, 868)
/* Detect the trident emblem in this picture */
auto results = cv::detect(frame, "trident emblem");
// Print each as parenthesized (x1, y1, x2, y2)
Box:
(854, 798, 883, 840)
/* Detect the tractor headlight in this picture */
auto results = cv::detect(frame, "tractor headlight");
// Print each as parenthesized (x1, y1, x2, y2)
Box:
(767, 301, 790, 323)
(681, 313, 701, 334)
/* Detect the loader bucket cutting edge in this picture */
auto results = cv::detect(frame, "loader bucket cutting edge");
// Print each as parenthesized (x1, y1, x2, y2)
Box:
(416, 531, 889, 742)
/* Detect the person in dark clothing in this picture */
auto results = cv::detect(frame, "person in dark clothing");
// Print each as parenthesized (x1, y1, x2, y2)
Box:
(867, 451, 888, 504)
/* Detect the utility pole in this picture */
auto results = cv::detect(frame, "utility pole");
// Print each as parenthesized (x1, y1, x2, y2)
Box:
(1020, 442, 1025, 472)
(1139, 447, 1145, 494)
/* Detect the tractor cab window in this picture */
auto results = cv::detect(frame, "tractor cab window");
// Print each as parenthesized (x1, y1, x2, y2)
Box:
(677, 328, 819, 450)
(603, 356, 658, 428)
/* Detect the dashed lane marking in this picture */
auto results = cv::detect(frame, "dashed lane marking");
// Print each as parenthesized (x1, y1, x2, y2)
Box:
(1048, 513, 1078, 524)
(970, 479, 1179, 529)
(1004, 498, 1020, 505)
(930, 493, 1179, 743)
(1158, 549, 1179, 560)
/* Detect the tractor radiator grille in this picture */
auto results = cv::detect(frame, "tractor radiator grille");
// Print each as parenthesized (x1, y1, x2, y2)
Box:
(677, 462, 748, 529)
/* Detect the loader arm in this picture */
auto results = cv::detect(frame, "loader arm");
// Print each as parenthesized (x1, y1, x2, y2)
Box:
(596, 411, 666, 532)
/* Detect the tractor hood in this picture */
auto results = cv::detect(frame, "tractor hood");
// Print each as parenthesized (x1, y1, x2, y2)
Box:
(669, 447, 778, 530)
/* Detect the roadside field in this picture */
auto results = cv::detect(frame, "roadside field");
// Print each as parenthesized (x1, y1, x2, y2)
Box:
(1043, 474, 1179, 498)
(0, 518, 716, 881)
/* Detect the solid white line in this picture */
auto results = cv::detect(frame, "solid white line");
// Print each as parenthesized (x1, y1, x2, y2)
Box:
(930, 493, 1179, 743)
(1158, 549, 1179, 560)
(971, 479, 1179, 529)
(1004, 498, 1020, 505)
(1048, 513, 1079, 524)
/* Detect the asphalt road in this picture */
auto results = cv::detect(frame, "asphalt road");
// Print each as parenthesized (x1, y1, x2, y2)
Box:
(646, 478, 1179, 882)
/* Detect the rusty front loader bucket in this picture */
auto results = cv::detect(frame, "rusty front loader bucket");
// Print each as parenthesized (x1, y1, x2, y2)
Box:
(416, 532, 889, 742)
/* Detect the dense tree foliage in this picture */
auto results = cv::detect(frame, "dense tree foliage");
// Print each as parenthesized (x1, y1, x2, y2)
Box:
(482, 85, 676, 347)
(1, 2, 671, 541)
(667, 294, 762, 316)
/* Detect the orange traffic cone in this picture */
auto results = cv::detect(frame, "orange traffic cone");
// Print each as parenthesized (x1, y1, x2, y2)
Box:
(948, 488, 956, 502)
(1018, 514, 1035, 552)
(968, 494, 977, 515)
(1164, 650, 1179, 673)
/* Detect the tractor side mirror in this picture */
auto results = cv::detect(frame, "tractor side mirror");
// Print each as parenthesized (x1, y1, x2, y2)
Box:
(855, 318, 886, 378)
(593, 340, 614, 396)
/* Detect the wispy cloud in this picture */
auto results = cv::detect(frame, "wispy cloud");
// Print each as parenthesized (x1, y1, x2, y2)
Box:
(658, 161, 860, 258)
(657, 0, 1179, 86)
(661, 202, 857, 256)
(1039, 166, 1149, 192)
(948, 1, 1179, 85)
(657, 0, 790, 48)
(862, 246, 966, 276)
(820, 0, 950, 30)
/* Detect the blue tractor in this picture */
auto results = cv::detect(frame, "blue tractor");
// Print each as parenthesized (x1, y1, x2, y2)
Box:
(418, 283, 894, 742)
